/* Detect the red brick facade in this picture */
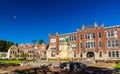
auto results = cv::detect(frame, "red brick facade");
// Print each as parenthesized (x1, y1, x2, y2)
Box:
(49, 23, 120, 60)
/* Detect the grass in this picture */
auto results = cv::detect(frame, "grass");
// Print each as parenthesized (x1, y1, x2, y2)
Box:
(0, 59, 31, 65)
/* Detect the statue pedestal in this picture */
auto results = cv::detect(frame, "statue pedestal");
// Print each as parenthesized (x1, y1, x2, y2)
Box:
(59, 42, 73, 60)
(46, 42, 74, 61)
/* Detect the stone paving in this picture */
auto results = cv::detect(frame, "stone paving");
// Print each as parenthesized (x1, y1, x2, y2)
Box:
(0, 60, 115, 74)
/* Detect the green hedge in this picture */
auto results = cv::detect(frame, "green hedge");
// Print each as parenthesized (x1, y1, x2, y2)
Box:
(0, 59, 32, 65)
(114, 63, 120, 70)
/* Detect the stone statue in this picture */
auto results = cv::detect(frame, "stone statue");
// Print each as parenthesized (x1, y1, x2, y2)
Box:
(63, 36, 69, 42)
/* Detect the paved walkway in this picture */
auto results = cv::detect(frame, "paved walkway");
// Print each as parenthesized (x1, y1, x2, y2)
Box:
(0, 70, 10, 74)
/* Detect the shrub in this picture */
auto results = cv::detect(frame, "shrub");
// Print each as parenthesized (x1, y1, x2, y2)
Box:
(114, 63, 120, 70)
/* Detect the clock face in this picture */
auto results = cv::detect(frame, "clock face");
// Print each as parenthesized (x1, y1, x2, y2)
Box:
(34, 46, 38, 49)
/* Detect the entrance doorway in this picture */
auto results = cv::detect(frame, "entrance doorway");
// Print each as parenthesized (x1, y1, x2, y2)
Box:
(87, 52, 94, 58)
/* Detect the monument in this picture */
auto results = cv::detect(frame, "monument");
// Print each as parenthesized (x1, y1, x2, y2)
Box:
(46, 36, 74, 61)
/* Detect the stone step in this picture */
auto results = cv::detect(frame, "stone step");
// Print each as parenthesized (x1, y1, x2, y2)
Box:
(82, 58, 95, 65)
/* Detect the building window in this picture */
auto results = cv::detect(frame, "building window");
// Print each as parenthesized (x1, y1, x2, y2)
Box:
(72, 44, 76, 49)
(51, 47, 56, 51)
(80, 35, 82, 40)
(69, 36, 76, 41)
(72, 36, 74, 41)
(98, 32, 101, 38)
(50, 39, 56, 43)
(74, 52, 76, 57)
(112, 40, 115, 47)
(99, 52, 102, 57)
(85, 33, 95, 40)
(18, 50, 23, 53)
(86, 42, 96, 48)
(69, 36, 71, 41)
(86, 43, 87, 48)
(93, 33, 95, 38)
(108, 51, 111, 57)
(116, 51, 119, 57)
(88, 42, 90, 48)
(88, 34, 90, 39)
(115, 40, 119, 47)
(114, 30, 118, 37)
(108, 40, 111, 48)
(80, 52, 82, 57)
(108, 31, 111, 37)
(112, 51, 115, 57)
(29, 46, 32, 49)
(107, 30, 118, 38)
(99, 41, 102, 48)
(11, 51, 16, 54)
(80, 43, 82, 48)
(108, 40, 119, 48)
(59, 38, 64, 42)
(111, 30, 114, 37)
(85, 34, 87, 39)
(93, 42, 96, 47)
(74, 36, 76, 41)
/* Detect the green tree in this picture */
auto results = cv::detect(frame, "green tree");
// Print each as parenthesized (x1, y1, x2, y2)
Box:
(39, 39, 44, 44)
(0, 40, 14, 52)
(0, 40, 7, 52)
(6, 41, 14, 52)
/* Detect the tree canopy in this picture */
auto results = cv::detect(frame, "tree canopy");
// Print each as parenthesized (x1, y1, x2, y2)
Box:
(0, 40, 14, 52)
(39, 39, 44, 44)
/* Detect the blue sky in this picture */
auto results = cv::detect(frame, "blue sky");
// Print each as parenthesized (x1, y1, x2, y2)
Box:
(0, 0, 120, 44)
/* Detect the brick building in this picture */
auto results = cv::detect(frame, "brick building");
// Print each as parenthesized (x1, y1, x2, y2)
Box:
(48, 23, 120, 60)
(8, 43, 48, 60)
